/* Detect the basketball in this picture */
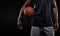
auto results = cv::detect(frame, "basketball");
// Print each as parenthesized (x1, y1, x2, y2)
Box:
(24, 7, 34, 16)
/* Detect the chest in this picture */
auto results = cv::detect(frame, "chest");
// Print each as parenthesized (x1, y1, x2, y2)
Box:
(33, 0, 52, 7)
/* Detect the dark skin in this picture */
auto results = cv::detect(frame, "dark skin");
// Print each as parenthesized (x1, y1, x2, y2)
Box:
(52, 0, 59, 31)
(17, 0, 59, 31)
(17, 0, 31, 30)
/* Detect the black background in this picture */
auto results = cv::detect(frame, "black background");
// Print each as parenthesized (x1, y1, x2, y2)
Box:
(0, 0, 60, 36)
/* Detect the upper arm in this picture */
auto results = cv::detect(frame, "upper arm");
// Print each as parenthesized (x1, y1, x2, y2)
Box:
(25, 0, 34, 7)
(24, 0, 32, 6)
(52, 0, 58, 16)
(52, 0, 57, 8)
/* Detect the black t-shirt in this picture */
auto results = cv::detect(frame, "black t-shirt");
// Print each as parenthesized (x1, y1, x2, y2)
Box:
(31, 0, 54, 27)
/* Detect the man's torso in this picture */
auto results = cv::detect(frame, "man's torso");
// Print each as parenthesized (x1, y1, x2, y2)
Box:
(31, 0, 54, 27)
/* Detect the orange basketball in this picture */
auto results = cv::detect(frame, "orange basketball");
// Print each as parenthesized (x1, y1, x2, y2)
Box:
(24, 7, 34, 16)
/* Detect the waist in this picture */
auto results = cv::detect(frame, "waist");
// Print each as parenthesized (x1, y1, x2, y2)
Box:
(31, 17, 53, 27)
(32, 23, 53, 27)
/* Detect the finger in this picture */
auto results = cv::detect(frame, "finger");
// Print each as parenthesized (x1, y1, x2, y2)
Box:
(18, 25, 23, 30)
(17, 22, 23, 30)
(54, 28, 58, 31)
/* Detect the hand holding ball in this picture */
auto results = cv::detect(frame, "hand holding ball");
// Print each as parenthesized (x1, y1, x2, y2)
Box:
(24, 7, 34, 16)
